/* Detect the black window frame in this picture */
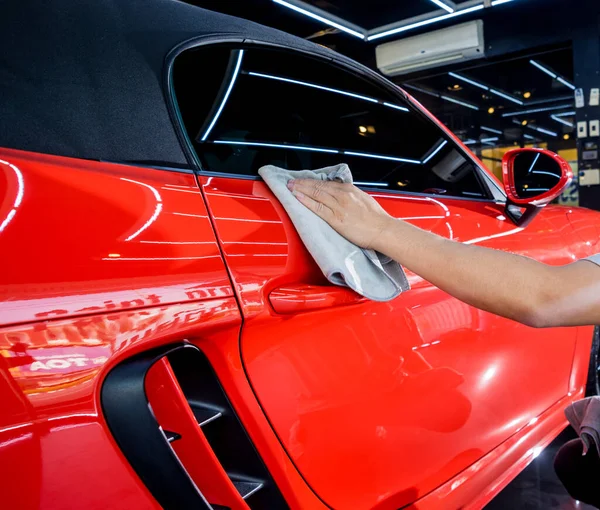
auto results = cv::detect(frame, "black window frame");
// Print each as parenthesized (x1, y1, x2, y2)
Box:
(164, 37, 505, 203)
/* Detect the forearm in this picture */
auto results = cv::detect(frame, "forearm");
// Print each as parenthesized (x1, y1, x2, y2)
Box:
(374, 219, 564, 326)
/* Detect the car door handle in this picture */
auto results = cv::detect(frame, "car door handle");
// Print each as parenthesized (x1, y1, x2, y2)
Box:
(269, 284, 365, 314)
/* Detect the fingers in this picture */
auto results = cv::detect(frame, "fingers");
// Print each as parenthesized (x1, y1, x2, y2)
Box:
(287, 179, 343, 209)
(292, 188, 334, 222)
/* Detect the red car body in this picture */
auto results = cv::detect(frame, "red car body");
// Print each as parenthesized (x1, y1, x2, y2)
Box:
(1, 1, 599, 509)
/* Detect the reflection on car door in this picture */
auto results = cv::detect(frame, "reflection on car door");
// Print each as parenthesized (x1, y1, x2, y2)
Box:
(172, 44, 578, 509)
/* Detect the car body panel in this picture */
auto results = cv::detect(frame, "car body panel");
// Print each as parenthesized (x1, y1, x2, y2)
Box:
(0, 149, 233, 327)
(200, 173, 587, 509)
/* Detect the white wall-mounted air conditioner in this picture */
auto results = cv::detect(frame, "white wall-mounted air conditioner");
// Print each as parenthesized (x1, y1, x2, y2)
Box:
(375, 20, 485, 77)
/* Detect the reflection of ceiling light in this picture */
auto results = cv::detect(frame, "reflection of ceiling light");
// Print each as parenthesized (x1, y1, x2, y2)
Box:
(551, 115, 574, 127)
(108, 253, 121, 258)
(488, 107, 495, 114)
(449, 72, 488, 91)
(563, 134, 570, 140)
(441, 95, 479, 110)
(481, 126, 502, 134)
(490, 88, 523, 105)
(272, 0, 365, 39)
(523, 91, 531, 99)
(428, 0, 455, 13)
(397, 181, 408, 187)
(358, 125, 367, 133)
(521, 120, 528, 126)
(502, 104, 573, 117)
(367, 4, 485, 41)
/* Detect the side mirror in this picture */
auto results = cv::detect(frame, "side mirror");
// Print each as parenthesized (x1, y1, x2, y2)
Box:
(502, 148, 573, 227)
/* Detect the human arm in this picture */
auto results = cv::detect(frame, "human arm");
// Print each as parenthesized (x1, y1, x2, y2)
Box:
(287, 179, 600, 327)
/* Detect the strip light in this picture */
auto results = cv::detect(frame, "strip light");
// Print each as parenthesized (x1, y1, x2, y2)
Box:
(355, 181, 390, 187)
(523, 134, 536, 140)
(345, 151, 421, 164)
(248, 71, 378, 103)
(463, 139, 477, 145)
(422, 140, 448, 164)
(502, 104, 573, 117)
(530, 60, 576, 90)
(214, 140, 339, 153)
(491, 0, 513, 5)
(368, 4, 485, 41)
(551, 115, 574, 127)
(213, 140, 421, 164)
(449, 72, 488, 91)
(441, 95, 479, 110)
(201, 51, 244, 141)
(481, 126, 503, 135)
(383, 102, 409, 112)
(490, 88, 523, 105)
(428, 0, 454, 13)
(554, 110, 576, 117)
(527, 125, 558, 137)
(481, 136, 499, 143)
(272, 0, 365, 39)
(529, 60, 556, 78)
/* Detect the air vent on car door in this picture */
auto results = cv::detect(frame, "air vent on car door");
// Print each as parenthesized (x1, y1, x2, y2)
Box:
(101, 343, 288, 510)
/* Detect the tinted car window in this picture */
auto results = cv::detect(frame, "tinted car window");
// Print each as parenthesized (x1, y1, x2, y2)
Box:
(173, 46, 488, 199)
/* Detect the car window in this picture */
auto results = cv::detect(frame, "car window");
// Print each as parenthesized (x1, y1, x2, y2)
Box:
(172, 45, 489, 199)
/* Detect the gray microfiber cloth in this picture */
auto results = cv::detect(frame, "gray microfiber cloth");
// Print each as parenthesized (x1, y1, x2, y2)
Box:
(258, 163, 409, 302)
(565, 397, 600, 456)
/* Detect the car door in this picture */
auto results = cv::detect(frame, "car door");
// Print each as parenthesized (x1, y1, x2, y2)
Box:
(170, 43, 579, 509)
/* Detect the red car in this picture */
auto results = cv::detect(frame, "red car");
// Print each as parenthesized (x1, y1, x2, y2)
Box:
(1, 1, 599, 509)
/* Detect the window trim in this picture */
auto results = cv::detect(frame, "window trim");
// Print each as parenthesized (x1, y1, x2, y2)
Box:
(164, 36, 505, 203)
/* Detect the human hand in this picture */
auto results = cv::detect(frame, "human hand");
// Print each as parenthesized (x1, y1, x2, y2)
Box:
(287, 179, 394, 250)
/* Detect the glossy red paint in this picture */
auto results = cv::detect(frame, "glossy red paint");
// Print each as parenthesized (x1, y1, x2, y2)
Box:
(269, 284, 365, 314)
(201, 172, 594, 509)
(0, 299, 238, 510)
(0, 148, 232, 327)
(502, 148, 573, 206)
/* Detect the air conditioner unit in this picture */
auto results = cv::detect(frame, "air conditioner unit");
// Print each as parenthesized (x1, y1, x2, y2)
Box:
(375, 20, 485, 77)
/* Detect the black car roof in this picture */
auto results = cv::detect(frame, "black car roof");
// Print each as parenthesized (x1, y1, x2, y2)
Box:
(0, 0, 343, 166)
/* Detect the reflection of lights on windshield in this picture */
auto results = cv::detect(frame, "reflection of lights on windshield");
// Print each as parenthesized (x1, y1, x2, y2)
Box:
(201, 50, 244, 141)
(120, 178, 163, 241)
(214, 140, 339, 153)
(345, 151, 420, 164)
(248, 71, 378, 103)
(449, 72, 488, 91)
(272, 0, 365, 39)
(422, 140, 447, 164)
(383, 102, 409, 112)
(355, 181, 389, 187)
(0, 159, 24, 233)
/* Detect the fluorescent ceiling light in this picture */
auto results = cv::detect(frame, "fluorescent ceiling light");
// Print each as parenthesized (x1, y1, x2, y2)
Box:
(481, 136, 499, 143)
(529, 60, 557, 79)
(345, 151, 421, 164)
(553, 110, 576, 117)
(355, 181, 389, 187)
(463, 139, 477, 145)
(556, 76, 576, 90)
(272, 0, 365, 39)
(383, 102, 409, 112)
(527, 125, 557, 137)
(491, 0, 514, 5)
(481, 126, 503, 134)
(249, 71, 378, 103)
(523, 134, 536, 140)
(428, 0, 454, 13)
(201, 50, 244, 141)
(441, 95, 479, 110)
(502, 104, 573, 117)
(490, 88, 523, 105)
(449, 72, 488, 91)
(403, 83, 440, 98)
(214, 140, 340, 153)
(551, 115, 574, 127)
(422, 140, 448, 164)
(213, 140, 421, 164)
(368, 4, 484, 41)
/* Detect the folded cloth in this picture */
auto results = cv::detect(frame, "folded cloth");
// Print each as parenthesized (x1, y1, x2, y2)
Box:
(554, 437, 600, 509)
(258, 163, 409, 302)
(564, 396, 600, 456)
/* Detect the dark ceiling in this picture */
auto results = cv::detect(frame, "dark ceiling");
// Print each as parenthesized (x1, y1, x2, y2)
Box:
(186, 0, 581, 150)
